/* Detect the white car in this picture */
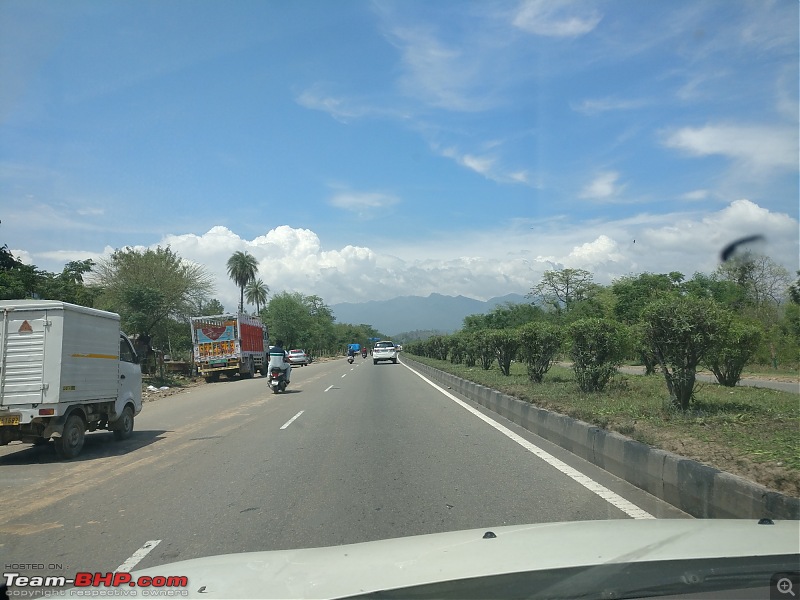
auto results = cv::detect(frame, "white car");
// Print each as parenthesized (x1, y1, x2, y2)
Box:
(373, 341, 398, 364)
(287, 349, 310, 366)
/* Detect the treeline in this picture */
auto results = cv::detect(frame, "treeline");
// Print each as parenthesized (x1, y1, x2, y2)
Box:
(0, 244, 385, 361)
(405, 260, 800, 411)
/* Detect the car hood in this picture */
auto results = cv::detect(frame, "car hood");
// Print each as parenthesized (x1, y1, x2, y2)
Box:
(131, 519, 798, 599)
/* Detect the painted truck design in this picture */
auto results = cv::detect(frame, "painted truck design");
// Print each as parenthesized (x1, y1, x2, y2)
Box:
(0, 300, 143, 459)
(190, 313, 268, 382)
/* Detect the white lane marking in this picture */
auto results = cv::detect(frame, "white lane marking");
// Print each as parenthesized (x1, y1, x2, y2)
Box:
(116, 540, 161, 573)
(402, 363, 654, 520)
(280, 410, 305, 430)
(324, 385, 334, 392)
(341, 374, 347, 378)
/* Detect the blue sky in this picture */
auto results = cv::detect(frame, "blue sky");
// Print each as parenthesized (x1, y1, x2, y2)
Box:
(1, 0, 798, 310)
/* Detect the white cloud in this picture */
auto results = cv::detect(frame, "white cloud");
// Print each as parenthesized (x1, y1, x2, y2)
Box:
(436, 145, 529, 185)
(580, 171, 623, 199)
(680, 189, 711, 201)
(386, 25, 496, 112)
(23, 201, 797, 310)
(513, 0, 602, 37)
(295, 89, 409, 123)
(572, 97, 647, 115)
(662, 123, 799, 172)
(327, 188, 400, 217)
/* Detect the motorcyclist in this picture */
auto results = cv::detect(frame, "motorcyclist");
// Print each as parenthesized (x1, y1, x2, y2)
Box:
(269, 340, 291, 384)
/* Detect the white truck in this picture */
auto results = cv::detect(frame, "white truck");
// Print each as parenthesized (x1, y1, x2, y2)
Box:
(0, 300, 143, 459)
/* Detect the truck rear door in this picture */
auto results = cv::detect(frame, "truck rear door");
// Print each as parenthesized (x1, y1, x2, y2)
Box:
(0, 309, 48, 408)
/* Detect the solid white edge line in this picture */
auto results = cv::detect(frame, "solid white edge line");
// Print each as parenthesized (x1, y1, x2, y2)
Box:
(401, 363, 654, 520)
(116, 540, 161, 573)
(324, 385, 334, 392)
(280, 410, 305, 430)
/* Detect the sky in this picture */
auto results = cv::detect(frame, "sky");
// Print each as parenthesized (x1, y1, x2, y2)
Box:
(1, 0, 798, 312)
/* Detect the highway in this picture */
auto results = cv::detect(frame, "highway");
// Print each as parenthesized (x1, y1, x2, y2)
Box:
(1, 356, 686, 592)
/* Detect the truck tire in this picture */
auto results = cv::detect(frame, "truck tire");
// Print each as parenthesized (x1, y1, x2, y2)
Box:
(54, 414, 86, 459)
(243, 358, 255, 379)
(112, 406, 134, 441)
(204, 372, 220, 383)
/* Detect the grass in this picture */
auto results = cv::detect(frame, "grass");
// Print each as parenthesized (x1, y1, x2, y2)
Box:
(406, 354, 800, 494)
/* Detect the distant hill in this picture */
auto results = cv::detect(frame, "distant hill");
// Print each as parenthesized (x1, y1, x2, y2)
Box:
(330, 293, 528, 336)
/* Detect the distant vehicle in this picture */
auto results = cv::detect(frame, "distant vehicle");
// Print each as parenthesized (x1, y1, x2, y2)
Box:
(0, 300, 143, 459)
(373, 340, 398, 365)
(287, 349, 310, 366)
(190, 313, 268, 382)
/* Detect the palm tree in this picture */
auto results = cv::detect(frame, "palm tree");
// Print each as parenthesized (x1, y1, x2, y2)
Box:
(245, 278, 270, 314)
(226, 251, 258, 313)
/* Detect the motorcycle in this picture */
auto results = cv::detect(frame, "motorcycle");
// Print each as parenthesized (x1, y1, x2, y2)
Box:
(268, 367, 288, 393)
(347, 355, 355, 364)
(361, 348, 367, 359)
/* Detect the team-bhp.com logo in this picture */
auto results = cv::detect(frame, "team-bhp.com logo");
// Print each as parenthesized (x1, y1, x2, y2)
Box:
(4, 572, 188, 597)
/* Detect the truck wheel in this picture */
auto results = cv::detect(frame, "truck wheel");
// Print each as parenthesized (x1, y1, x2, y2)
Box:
(112, 406, 134, 441)
(204, 372, 220, 383)
(243, 358, 255, 379)
(54, 414, 85, 459)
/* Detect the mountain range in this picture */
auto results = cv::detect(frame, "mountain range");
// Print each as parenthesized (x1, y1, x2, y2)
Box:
(330, 293, 528, 337)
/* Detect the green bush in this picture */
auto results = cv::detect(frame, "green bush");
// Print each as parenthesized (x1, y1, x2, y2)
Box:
(518, 322, 562, 383)
(705, 312, 762, 386)
(473, 330, 496, 370)
(642, 296, 722, 410)
(487, 329, 521, 376)
(568, 318, 628, 392)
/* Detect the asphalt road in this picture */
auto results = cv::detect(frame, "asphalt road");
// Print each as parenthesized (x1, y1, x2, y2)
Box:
(0, 356, 686, 594)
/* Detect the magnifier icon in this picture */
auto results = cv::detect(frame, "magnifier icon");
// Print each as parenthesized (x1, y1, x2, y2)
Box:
(778, 578, 796, 597)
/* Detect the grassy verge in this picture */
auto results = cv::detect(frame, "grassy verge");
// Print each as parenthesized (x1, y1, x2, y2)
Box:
(406, 354, 800, 497)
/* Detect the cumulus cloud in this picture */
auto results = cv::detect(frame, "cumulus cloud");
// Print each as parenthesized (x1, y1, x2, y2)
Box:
(662, 123, 798, 172)
(25, 200, 796, 310)
(513, 0, 602, 37)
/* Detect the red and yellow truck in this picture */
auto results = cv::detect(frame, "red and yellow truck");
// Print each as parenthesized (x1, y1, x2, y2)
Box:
(190, 313, 269, 382)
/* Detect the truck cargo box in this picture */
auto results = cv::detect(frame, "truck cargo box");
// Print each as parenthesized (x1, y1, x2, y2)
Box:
(1, 301, 121, 409)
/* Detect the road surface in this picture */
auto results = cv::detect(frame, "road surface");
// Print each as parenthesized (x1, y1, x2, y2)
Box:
(0, 357, 686, 595)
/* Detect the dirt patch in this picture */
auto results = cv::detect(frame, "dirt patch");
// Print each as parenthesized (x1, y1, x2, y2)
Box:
(142, 377, 208, 402)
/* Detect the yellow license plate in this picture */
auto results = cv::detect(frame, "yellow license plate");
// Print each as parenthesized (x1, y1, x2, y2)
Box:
(0, 415, 20, 426)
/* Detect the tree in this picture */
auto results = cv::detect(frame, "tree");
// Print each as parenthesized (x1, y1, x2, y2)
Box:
(518, 322, 562, 383)
(642, 296, 722, 411)
(226, 251, 259, 313)
(198, 298, 225, 315)
(463, 302, 543, 330)
(715, 254, 791, 310)
(245, 278, 269, 314)
(94, 246, 214, 338)
(790, 271, 800, 304)
(487, 329, 520, 376)
(704, 312, 762, 387)
(568, 318, 628, 392)
(611, 272, 682, 374)
(528, 268, 594, 315)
